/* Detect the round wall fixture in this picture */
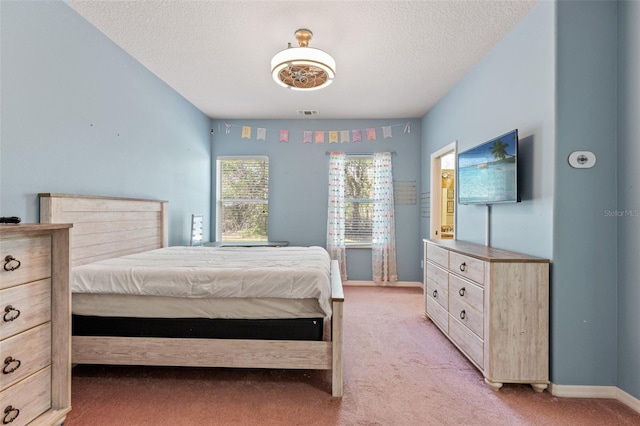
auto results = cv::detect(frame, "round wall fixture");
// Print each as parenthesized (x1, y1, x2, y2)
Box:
(568, 151, 597, 168)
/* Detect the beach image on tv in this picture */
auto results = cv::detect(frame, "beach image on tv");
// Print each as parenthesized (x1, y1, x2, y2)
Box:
(458, 131, 517, 204)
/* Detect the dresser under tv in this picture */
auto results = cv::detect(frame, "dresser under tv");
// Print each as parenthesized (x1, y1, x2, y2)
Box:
(423, 238, 550, 392)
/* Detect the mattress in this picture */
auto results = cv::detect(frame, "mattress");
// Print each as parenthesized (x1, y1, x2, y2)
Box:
(72, 315, 326, 341)
(72, 245, 333, 316)
(72, 294, 324, 319)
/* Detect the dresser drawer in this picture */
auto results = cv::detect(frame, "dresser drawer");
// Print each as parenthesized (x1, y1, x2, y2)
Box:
(449, 317, 483, 368)
(426, 296, 448, 333)
(449, 252, 485, 285)
(0, 279, 51, 340)
(449, 292, 484, 339)
(449, 274, 484, 314)
(426, 261, 448, 289)
(426, 275, 448, 312)
(0, 366, 51, 426)
(0, 323, 51, 391)
(0, 235, 51, 290)
(426, 243, 449, 268)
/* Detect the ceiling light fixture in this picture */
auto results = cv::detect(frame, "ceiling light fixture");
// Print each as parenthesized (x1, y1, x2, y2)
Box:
(271, 29, 336, 91)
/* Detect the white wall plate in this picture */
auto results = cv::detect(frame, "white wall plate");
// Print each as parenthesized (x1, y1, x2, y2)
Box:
(568, 151, 597, 168)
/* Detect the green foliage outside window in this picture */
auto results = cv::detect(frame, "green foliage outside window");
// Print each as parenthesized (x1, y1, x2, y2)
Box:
(217, 158, 269, 241)
(345, 157, 374, 244)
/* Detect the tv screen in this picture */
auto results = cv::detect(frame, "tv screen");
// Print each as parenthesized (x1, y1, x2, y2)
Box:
(457, 129, 519, 205)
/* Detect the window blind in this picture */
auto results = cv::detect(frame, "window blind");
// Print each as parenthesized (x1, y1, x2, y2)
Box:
(216, 156, 269, 241)
(344, 156, 374, 244)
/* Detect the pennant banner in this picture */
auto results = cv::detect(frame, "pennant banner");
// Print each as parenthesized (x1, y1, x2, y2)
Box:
(220, 121, 416, 145)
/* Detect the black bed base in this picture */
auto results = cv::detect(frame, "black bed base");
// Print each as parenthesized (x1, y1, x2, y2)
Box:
(72, 315, 325, 341)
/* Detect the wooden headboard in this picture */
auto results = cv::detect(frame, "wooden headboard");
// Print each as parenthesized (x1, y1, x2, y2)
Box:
(39, 193, 168, 267)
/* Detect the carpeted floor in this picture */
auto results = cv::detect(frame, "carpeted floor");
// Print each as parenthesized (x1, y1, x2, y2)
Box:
(65, 286, 640, 425)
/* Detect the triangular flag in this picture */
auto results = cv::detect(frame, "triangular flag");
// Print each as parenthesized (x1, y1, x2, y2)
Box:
(329, 131, 339, 143)
(241, 126, 252, 139)
(279, 129, 289, 143)
(352, 129, 362, 142)
(382, 126, 392, 139)
(340, 130, 350, 143)
(257, 128, 266, 141)
(315, 131, 325, 144)
(303, 131, 312, 144)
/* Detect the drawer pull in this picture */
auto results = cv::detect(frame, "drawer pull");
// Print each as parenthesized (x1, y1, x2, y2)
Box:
(432, 289, 438, 298)
(2, 406, 19, 425)
(460, 310, 466, 320)
(2, 306, 20, 322)
(459, 262, 466, 272)
(459, 287, 466, 296)
(2, 256, 20, 272)
(2, 357, 21, 375)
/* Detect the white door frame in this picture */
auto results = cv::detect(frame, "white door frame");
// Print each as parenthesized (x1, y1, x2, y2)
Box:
(429, 141, 457, 240)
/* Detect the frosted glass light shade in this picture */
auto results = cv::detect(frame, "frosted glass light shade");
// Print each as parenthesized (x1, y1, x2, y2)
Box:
(271, 46, 336, 91)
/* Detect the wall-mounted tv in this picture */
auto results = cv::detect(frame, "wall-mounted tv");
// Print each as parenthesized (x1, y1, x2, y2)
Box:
(457, 129, 520, 205)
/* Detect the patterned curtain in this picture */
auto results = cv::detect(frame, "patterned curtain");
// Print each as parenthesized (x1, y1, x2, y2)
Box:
(372, 152, 397, 283)
(326, 152, 347, 280)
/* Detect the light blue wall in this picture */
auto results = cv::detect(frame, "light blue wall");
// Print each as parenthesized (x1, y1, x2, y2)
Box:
(554, 0, 618, 387)
(422, 0, 640, 399)
(617, 0, 640, 398)
(0, 1, 211, 245)
(421, 1, 555, 259)
(211, 119, 423, 282)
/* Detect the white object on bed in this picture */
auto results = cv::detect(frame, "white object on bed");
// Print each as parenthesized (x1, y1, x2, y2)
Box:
(72, 245, 333, 316)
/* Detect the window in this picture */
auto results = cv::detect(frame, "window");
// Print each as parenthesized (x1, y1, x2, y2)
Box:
(216, 156, 269, 242)
(327, 151, 396, 281)
(344, 156, 374, 245)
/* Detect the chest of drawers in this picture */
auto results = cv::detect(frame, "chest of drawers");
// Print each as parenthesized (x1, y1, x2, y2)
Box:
(1, 224, 72, 426)
(424, 239, 549, 392)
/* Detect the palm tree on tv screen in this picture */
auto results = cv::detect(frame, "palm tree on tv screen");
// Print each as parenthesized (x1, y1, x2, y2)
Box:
(490, 139, 513, 161)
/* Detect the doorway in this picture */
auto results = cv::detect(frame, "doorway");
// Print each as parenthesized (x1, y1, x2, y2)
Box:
(430, 142, 457, 240)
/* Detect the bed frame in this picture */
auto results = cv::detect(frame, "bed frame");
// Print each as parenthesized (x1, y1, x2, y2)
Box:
(39, 193, 344, 397)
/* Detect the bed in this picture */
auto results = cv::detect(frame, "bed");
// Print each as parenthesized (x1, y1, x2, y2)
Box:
(39, 193, 344, 397)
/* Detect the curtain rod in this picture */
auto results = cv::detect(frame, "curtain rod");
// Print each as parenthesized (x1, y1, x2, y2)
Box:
(325, 151, 397, 156)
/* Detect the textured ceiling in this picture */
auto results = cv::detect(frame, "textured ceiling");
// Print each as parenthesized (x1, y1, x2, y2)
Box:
(68, 0, 538, 120)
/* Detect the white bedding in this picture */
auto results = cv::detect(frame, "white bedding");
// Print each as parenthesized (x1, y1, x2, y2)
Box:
(72, 246, 333, 316)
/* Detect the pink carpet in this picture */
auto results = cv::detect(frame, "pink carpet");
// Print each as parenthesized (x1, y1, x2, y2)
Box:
(65, 286, 640, 425)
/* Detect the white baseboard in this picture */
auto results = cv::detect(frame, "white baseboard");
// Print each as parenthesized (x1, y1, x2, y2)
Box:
(617, 388, 640, 414)
(549, 383, 640, 414)
(345, 280, 422, 288)
(549, 383, 618, 398)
